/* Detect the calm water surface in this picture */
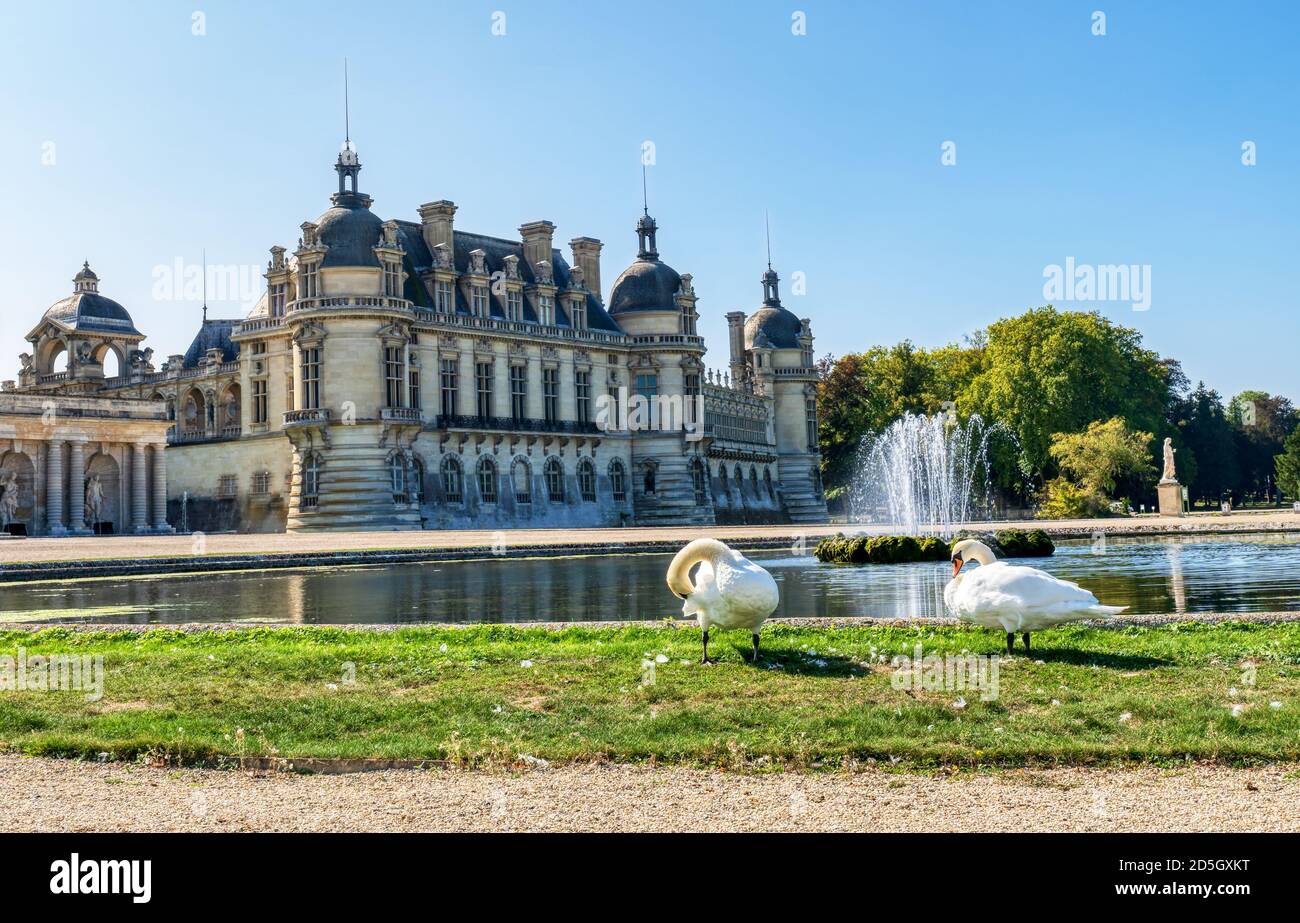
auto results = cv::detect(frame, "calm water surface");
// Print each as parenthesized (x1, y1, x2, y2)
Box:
(3, 533, 1299, 625)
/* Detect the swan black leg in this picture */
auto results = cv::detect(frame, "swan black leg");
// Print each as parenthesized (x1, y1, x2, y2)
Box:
(751, 632, 761, 663)
(1022, 632, 1031, 653)
(1006, 632, 1015, 655)
(701, 629, 711, 665)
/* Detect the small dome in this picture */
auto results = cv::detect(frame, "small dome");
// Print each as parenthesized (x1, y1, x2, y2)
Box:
(316, 203, 385, 268)
(73, 261, 99, 284)
(43, 292, 141, 336)
(744, 305, 802, 350)
(608, 259, 682, 313)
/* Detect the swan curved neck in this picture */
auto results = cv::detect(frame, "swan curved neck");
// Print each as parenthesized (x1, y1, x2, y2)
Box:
(968, 547, 997, 567)
(667, 539, 731, 598)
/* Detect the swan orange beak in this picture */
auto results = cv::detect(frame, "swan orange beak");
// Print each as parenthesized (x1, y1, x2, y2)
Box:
(951, 558, 963, 578)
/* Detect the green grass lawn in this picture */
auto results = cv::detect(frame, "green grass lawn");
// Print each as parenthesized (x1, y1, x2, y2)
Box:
(1, 621, 1298, 770)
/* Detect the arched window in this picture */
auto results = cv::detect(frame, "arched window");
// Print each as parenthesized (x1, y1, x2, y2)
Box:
(410, 457, 425, 504)
(577, 457, 596, 502)
(643, 464, 656, 495)
(690, 458, 707, 504)
(512, 457, 532, 504)
(544, 457, 565, 502)
(609, 459, 627, 503)
(749, 466, 759, 497)
(719, 464, 729, 492)
(733, 465, 743, 491)
(389, 452, 409, 504)
(764, 467, 775, 499)
(477, 456, 498, 504)
(301, 452, 322, 509)
(441, 455, 463, 504)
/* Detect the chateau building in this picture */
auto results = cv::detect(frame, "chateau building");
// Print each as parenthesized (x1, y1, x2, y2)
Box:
(2, 141, 827, 534)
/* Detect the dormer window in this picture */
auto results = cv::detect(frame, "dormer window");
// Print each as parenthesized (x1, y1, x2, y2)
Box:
(506, 289, 523, 321)
(571, 297, 587, 330)
(301, 261, 319, 299)
(383, 261, 402, 298)
(270, 283, 286, 317)
(434, 279, 454, 314)
(538, 294, 554, 326)
(471, 285, 489, 317)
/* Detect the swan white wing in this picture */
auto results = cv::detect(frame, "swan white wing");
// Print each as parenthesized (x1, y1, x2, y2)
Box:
(948, 562, 1110, 631)
(707, 557, 779, 631)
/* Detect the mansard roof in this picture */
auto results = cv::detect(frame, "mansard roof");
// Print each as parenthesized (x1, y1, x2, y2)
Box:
(392, 222, 623, 333)
(182, 318, 239, 367)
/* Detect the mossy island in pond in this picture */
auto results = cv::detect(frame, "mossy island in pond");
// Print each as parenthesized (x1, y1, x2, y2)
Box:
(814, 529, 1055, 564)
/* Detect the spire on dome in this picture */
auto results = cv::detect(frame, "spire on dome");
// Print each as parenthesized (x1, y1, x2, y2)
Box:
(333, 60, 366, 205)
(636, 164, 659, 260)
(761, 213, 780, 306)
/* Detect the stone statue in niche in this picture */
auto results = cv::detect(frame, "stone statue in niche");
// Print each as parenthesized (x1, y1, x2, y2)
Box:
(0, 470, 19, 529)
(84, 475, 104, 527)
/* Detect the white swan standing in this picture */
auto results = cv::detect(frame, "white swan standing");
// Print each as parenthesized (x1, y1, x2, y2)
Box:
(667, 539, 780, 663)
(944, 539, 1126, 654)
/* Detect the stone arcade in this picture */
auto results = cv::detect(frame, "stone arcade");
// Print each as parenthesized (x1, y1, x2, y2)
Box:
(3, 141, 828, 534)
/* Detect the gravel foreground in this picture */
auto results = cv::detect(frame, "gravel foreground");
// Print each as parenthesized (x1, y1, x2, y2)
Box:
(3, 755, 1297, 832)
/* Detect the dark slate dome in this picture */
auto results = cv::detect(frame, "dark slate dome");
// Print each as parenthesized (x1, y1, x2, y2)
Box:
(744, 305, 802, 350)
(316, 203, 385, 269)
(608, 259, 682, 313)
(42, 263, 142, 335)
(42, 293, 142, 335)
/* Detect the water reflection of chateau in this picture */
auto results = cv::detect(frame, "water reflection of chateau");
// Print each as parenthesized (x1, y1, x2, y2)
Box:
(3, 138, 828, 535)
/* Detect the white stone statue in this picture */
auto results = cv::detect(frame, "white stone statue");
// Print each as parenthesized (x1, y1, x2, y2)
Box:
(1160, 437, 1177, 483)
(0, 470, 18, 528)
(85, 474, 104, 527)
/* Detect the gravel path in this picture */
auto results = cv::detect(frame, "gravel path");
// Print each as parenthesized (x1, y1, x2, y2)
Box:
(3, 755, 1296, 832)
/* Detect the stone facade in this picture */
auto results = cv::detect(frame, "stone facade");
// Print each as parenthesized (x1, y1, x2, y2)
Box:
(8, 142, 828, 533)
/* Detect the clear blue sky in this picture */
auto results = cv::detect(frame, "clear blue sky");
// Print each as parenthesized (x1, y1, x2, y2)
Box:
(1, 1, 1295, 398)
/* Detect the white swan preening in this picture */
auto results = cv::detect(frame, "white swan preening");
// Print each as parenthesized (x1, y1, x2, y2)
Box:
(667, 539, 780, 663)
(944, 539, 1126, 654)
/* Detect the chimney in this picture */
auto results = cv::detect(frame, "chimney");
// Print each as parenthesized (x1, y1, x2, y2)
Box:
(570, 237, 603, 300)
(519, 220, 556, 271)
(726, 311, 748, 380)
(418, 200, 457, 261)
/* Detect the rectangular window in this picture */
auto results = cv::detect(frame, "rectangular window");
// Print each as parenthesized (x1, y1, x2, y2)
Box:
(506, 289, 522, 321)
(384, 346, 404, 408)
(510, 365, 527, 420)
(218, 474, 237, 498)
(270, 285, 286, 317)
(435, 280, 454, 314)
(409, 368, 421, 411)
(684, 372, 700, 425)
(476, 361, 493, 418)
(383, 261, 401, 298)
(471, 285, 489, 317)
(537, 294, 554, 325)
(543, 367, 559, 423)
(806, 398, 818, 450)
(301, 262, 319, 298)
(570, 298, 586, 330)
(575, 370, 591, 424)
(251, 471, 271, 495)
(300, 347, 321, 409)
(606, 385, 620, 430)
(252, 379, 268, 424)
(286, 372, 294, 413)
(635, 372, 658, 428)
(440, 358, 458, 419)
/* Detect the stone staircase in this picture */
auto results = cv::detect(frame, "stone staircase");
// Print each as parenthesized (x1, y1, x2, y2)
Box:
(631, 455, 715, 527)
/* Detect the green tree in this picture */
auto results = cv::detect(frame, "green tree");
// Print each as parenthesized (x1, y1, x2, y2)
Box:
(1275, 425, 1300, 500)
(1228, 391, 1297, 503)
(960, 307, 1171, 482)
(1048, 417, 1155, 498)
(1178, 384, 1239, 504)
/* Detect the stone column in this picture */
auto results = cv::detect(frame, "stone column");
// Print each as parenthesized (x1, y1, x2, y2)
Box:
(46, 440, 67, 535)
(151, 443, 172, 532)
(131, 443, 149, 533)
(67, 439, 89, 535)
